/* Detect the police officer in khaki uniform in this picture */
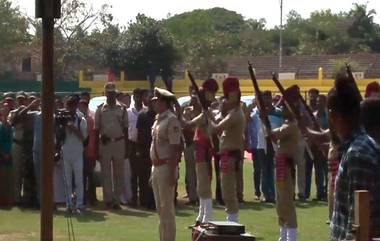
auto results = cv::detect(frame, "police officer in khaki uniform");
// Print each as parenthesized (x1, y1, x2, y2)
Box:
(150, 88, 182, 241)
(207, 77, 246, 222)
(95, 83, 128, 209)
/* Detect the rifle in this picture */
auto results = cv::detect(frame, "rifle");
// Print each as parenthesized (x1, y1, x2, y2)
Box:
(345, 63, 363, 101)
(248, 62, 274, 156)
(297, 92, 323, 131)
(271, 73, 300, 120)
(271, 73, 325, 160)
(187, 71, 208, 110)
(187, 71, 215, 149)
(296, 91, 328, 160)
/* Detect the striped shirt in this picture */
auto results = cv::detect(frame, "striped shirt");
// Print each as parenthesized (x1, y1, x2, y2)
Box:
(330, 130, 380, 240)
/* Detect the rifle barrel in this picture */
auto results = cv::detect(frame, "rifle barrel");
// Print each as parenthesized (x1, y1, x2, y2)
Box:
(248, 63, 274, 155)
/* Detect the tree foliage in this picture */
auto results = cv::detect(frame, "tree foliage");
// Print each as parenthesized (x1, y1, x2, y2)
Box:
(163, 5, 380, 77)
(0, 0, 29, 73)
(3, 2, 380, 80)
(100, 14, 178, 81)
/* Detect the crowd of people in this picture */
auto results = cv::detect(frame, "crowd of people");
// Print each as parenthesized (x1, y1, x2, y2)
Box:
(0, 74, 379, 241)
(0, 86, 156, 212)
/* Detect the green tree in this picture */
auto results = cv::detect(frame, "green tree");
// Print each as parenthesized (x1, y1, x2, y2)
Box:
(348, 3, 380, 52)
(104, 14, 178, 85)
(163, 8, 246, 77)
(0, 0, 29, 74)
(53, 0, 108, 79)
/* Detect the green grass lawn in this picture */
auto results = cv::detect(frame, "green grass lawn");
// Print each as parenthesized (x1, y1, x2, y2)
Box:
(0, 161, 330, 241)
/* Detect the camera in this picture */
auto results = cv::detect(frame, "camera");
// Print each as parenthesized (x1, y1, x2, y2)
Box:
(54, 109, 75, 160)
(55, 109, 75, 127)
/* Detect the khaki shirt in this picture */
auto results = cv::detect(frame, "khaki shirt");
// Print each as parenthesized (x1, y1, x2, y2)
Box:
(218, 106, 246, 152)
(274, 120, 300, 157)
(94, 101, 128, 138)
(150, 110, 182, 161)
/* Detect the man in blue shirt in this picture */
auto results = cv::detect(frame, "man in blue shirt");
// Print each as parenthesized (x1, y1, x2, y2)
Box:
(248, 91, 283, 203)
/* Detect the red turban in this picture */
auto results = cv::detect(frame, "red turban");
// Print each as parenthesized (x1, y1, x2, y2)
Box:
(365, 81, 380, 98)
(223, 77, 240, 97)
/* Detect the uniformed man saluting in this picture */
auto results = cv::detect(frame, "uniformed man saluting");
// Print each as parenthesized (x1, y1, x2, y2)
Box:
(150, 87, 182, 241)
(95, 83, 128, 210)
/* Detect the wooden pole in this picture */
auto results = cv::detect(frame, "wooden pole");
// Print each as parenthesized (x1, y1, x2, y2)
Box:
(355, 190, 370, 241)
(40, 17, 55, 241)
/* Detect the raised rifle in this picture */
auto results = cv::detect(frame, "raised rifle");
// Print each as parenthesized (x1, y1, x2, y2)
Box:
(187, 71, 216, 149)
(297, 92, 322, 131)
(187, 71, 208, 111)
(296, 91, 328, 160)
(271, 73, 326, 160)
(271, 73, 299, 119)
(248, 62, 274, 157)
(345, 63, 363, 101)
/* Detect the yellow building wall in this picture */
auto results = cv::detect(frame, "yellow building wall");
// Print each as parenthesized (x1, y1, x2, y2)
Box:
(79, 70, 380, 97)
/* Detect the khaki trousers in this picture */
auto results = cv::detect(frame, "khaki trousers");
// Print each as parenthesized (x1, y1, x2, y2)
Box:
(184, 144, 197, 201)
(220, 153, 239, 214)
(152, 164, 176, 241)
(12, 143, 24, 202)
(99, 140, 125, 204)
(196, 162, 212, 199)
(236, 159, 244, 201)
(328, 172, 334, 220)
(276, 166, 297, 228)
(294, 145, 306, 197)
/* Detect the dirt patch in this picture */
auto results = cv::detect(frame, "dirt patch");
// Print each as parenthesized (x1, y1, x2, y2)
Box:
(0, 233, 27, 241)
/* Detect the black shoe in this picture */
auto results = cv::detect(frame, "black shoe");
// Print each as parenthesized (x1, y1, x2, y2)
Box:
(146, 205, 156, 211)
(263, 198, 275, 204)
(298, 195, 307, 202)
(127, 201, 137, 207)
(113, 204, 122, 210)
(105, 203, 113, 210)
(65, 207, 73, 214)
(317, 195, 327, 202)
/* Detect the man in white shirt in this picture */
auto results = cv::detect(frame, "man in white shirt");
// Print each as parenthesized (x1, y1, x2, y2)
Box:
(61, 95, 88, 213)
(127, 88, 147, 206)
